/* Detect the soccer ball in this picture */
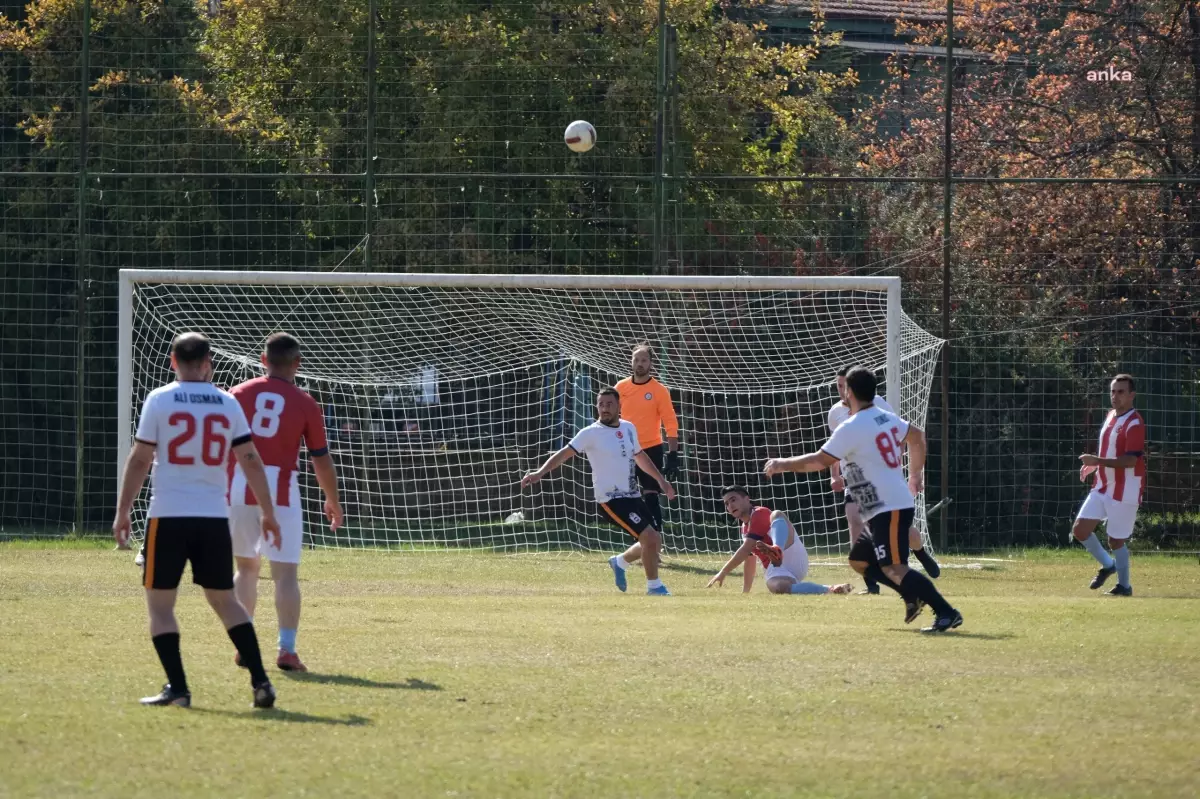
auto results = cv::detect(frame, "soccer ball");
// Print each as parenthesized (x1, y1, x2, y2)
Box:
(564, 120, 597, 153)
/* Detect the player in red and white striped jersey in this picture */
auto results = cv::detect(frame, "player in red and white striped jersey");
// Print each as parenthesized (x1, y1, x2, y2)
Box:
(229, 333, 343, 672)
(1072, 374, 1145, 596)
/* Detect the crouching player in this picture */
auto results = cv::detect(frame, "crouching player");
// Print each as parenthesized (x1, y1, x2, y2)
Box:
(707, 486, 853, 595)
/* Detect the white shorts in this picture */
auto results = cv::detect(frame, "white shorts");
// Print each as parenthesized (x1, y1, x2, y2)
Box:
(765, 540, 810, 583)
(1075, 490, 1139, 540)
(229, 503, 305, 564)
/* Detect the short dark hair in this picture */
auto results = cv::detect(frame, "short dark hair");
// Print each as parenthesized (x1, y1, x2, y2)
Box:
(265, 332, 301, 367)
(836, 365, 853, 378)
(598, 387, 620, 403)
(845, 367, 877, 402)
(721, 485, 750, 498)
(171, 332, 211, 365)
(1112, 374, 1135, 392)
(632, 342, 653, 358)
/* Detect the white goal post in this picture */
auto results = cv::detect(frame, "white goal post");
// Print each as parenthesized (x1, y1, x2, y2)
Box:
(118, 270, 943, 554)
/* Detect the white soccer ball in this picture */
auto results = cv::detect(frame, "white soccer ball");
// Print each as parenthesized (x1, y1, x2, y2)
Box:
(564, 120, 597, 153)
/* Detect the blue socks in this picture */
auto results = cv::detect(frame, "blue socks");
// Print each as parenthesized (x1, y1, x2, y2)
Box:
(790, 582, 830, 595)
(1112, 546, 1131, 588)
(1081, 533, 1115, 569)
(769, 516, 792, 550)
(278, 627, 297, 654)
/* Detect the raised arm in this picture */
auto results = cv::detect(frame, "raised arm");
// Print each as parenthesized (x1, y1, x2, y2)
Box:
(520, 446, 576, 488)
(707, 537, 758, 588)
(233, 441, 282, 548)
(113, 441, 156, 547)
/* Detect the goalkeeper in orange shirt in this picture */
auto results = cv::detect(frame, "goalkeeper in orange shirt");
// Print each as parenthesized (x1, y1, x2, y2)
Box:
(615, 343, 680, 534)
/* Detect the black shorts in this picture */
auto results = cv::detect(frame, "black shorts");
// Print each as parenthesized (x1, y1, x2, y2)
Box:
(635, 444, 665, 493)
(142, 516, 234, 591)
(848, 530, 876, 563)
(865, 508, 915, 567)
(600, 497, 654, 539)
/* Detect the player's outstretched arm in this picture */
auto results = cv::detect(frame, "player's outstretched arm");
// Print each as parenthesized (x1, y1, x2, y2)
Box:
(634, 449, 676, 500)
(763, 450, 838, 478)
(311, 453, 344, 531)
(520, 446, 575, 489)
(233, 442, 281, 549)
(113, 441, 156, 547)
(707, 538, 758, 589)
(742, 554, 757, 593)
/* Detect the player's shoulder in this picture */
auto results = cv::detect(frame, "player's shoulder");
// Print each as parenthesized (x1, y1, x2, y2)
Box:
(614, 377, 633, 391)
(230, 375, 267, 396)
(619, 419, 639, 435)
(144, 381, 180, 402)
(744, 506, 772, 536)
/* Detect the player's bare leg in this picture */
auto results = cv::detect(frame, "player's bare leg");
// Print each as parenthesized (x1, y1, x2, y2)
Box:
(234, 556, 261, 618)
(205, 588, 276, 708)
(141, 588, 191, 707)
(640, 528, 670, 595)
(1072, 516, 1117, 589)
(270, 560, 307, 670)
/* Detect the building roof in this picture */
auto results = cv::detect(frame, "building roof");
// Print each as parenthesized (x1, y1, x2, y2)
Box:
(764, 1, 956, 23)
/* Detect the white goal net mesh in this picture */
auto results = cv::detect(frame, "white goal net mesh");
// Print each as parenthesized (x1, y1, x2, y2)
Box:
(124, 274, 944, 555)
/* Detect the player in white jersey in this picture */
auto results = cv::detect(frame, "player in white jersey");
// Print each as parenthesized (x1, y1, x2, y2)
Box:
(1071, 374, 1146, 596)
(706, 486, 853, 595)
(521, 387, 677, 595)
(828, 366, 940, 594)
(113, 332, 280, 708)
(765, 367, 962, 632)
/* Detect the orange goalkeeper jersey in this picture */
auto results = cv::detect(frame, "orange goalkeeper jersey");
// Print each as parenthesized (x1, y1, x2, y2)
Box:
(614, 376, 679, 449)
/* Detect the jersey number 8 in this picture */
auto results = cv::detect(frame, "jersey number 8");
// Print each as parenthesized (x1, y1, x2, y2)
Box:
(251, 392, 286, 438)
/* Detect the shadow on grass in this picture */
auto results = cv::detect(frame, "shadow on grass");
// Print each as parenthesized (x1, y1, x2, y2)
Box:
(660, 560, 720, 577)
(192, 707, 371, 726)
(283, 673, 443, 691)
(889, 629, 1018, 641)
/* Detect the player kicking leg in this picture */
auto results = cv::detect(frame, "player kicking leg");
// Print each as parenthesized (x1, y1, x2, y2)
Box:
(707, 487, 852, 594)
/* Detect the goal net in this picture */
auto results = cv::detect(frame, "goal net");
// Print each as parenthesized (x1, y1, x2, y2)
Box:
(120, 271, 944, 555)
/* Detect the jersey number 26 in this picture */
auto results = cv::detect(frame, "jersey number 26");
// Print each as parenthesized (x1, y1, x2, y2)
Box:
(166, 412, 230, 466)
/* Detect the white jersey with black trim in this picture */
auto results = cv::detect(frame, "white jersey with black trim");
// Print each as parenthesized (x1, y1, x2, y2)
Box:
(134, 381, 252, 518)
(821, 404, 913, 521)
(568, 420, 643, 503)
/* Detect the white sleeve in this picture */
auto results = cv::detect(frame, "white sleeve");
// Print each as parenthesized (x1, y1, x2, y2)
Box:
(628, 424, 642, 455)
(822, 422, 853, 462)
(827, 405, 843, 433)
(134, 394, 159, 444)
(568, 426, 591, 454)
(894, 415, 912, 443)
(227, 395, 252, 440)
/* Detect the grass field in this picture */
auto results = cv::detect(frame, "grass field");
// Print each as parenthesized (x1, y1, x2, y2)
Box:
(2, 543, 1198, 798)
